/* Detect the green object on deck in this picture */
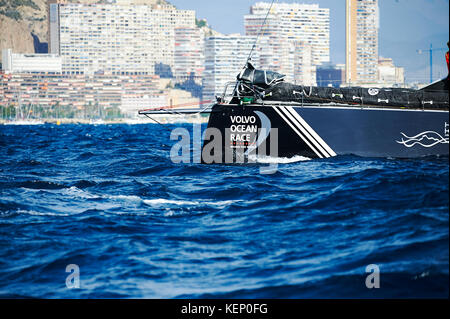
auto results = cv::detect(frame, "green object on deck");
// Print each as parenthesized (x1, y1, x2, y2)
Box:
(241, 97, 254, 105)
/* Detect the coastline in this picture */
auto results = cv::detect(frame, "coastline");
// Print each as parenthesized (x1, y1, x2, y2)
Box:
(0, 114, 210, 125)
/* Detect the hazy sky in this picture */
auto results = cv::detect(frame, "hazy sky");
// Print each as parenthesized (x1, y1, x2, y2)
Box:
(170, 0, 449, 82)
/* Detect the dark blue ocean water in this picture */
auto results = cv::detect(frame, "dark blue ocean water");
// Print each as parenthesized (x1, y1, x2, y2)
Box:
(0, 123, 448, 299)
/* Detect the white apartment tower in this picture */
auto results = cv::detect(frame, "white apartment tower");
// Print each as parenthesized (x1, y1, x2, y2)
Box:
(245, 2, 330, 68)
(256, 37, 295, 83)
(293, 42, 317, 87)
(174, 27, 205, 78)
(203, 35, 258, 101)
(48, 1, 195, 75)
(346, 0, 379, 84)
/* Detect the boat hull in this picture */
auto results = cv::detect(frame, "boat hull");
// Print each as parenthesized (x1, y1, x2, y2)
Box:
(203, 103, 449, 161)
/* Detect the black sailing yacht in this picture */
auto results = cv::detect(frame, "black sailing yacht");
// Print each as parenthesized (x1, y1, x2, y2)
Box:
(140, 62, 449, 161)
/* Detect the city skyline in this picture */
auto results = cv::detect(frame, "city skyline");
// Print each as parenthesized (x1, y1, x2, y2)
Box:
(346, 0, 379, 84)
(171, 0, 450, 82)
(1, 0, 427, 114)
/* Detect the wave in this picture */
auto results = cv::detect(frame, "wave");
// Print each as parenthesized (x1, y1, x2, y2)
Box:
(247, 155, 311, 164)
(16, 209, 71, 217)
(62, 186, 100, 199)
(143, 198, 242, 207)
(105, 194, 143, 202)
(1, 124, 448, 298)
(77, 152, 96, 160)
(72, 180, 98, 189)
(105, 195, 242, 208)
(18, 186, 244, 211)
(182, 272, 449, 299)
(17, 180, 68, 190)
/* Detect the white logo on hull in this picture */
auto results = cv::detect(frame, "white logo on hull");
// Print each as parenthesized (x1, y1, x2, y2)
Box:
(397, 123, 449, 148)
(244, 111, 271, 155)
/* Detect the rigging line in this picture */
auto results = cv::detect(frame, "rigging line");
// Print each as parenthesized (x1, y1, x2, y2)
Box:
(139, 100, 213, 112)
(155, 102, 214, 116)
(142, 113, 186, 135)
(286, 94, 448, 109)
(143, 113, 166, 126)
(142, 114, 184, 134)
(245, 0, 278, 67)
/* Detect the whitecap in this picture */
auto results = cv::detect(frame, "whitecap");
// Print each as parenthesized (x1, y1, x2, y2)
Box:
(62, 186, 99, 199)
(208, 200, 245, 207)
(105, 194, 143, 202)
(163, 210, 175, 217)
(16, 209, 71, 217)
(248, 155, 311, 164)
(143, 198, 243, 208)
(143, 198, 199, 206)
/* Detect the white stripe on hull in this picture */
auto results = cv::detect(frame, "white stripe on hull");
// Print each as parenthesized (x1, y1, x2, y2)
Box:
(273, 106, 337, 158)
(282, 107, 332, 158)
(286, 106, 337, 157)
(272, 106, 324, 158)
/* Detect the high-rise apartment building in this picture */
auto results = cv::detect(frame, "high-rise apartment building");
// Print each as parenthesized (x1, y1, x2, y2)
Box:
(293, 42, 316, 87)
(174, 27, 205, 78)
(245, 2, 330, 67)
(203, 36, 318, 100)
(256, 37, 295, 83)
(48, 1, 195, 75)
(244, 2, 328, 85)
(346, 0, 379, 84)
(203, 35, 258, 101)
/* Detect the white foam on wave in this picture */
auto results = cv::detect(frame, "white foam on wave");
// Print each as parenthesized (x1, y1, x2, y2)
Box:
(105, 194, 143, 202)
(143, 199, 242, 207)
(211, 200, 244, 206)
(143, 198, 199, 206)
(32, 187, 238, 208)
(63, 186, 99, 199)
(16, 209, 70, 217)
(21, 186, 99, 200)
(248, 155, 311, 164)
(163, 210, 176, 217)
(19, 185, 244, 216)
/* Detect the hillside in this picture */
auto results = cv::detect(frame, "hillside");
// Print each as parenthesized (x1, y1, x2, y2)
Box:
(0, 0, 220, 55)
